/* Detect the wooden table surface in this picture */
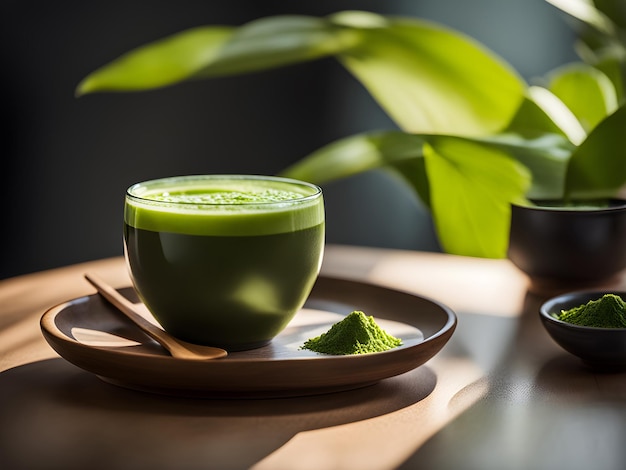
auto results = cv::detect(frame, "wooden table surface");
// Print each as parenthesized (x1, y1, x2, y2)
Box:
(2, 244, 626, 470)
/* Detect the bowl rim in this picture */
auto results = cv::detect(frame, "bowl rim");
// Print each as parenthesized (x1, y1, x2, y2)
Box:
(512, 197, 626, 213)
(539, 290, 626, 331)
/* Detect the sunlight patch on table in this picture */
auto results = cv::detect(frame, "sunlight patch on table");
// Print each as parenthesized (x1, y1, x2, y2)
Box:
(367, 252, 528, 317)
(252, 356, 485, 470)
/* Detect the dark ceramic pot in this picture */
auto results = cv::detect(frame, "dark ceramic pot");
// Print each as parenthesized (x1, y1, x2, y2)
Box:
(508, 198, 626, 293)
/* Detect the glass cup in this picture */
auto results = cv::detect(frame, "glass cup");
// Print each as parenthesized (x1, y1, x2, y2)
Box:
(124, 175, 325, 351)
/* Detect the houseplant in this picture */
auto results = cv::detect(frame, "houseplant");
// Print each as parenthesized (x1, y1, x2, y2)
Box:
(76, 2, 626, 264)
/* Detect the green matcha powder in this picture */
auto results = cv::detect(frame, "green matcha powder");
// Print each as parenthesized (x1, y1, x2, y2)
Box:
(557, 294, 626, 328)
(302, 310, 403, 355)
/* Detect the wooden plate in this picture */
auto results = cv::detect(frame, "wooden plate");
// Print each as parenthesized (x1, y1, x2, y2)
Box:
(40, 276, 456, 398)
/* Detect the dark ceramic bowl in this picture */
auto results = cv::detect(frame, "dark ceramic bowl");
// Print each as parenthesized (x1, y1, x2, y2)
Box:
(508, 199, 626, 292)
(539, 290, 626, 368)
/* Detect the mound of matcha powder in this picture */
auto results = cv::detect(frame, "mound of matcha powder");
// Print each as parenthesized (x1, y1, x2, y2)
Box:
(301, 311, 403, 355)
(557, 294, 626, 328)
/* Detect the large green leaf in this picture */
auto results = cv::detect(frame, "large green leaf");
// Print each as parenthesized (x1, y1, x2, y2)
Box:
(564, 104, 626, 198)
(423, 136, 531, 258)
(546, 63, 618, 131)
(331, 11, 526, 135)
(77, 16, 358, 95)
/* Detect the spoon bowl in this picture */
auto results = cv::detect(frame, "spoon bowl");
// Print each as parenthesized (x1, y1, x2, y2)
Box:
(84, 273, 227, 361)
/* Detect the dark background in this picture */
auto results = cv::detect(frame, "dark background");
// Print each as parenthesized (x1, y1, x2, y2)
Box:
(1, 0, 576, 279)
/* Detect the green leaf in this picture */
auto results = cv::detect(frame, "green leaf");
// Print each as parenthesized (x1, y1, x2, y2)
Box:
(387, 158, 431, 208)
(331, 11, 526, 135)
(280, 130, 428, 200)
(547, 63, 618, 132)
(546, 0, 616, 35)
(525, 86, 587, 145)
(423, 136, 532, 258)
(77, 16, 358, 95)
(564, 104, 626, 198)
(584, 48, 626, 103)
(77, 27, 234, 95)
(193, 15, 359, 78)
(587, 0, 626, 30)
(507, 95, 571, 137)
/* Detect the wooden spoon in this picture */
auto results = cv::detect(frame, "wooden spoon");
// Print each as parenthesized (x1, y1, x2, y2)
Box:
(84, 273, 228, 361)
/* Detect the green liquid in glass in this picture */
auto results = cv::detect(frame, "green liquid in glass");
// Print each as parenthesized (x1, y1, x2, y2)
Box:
(124, 175, 325, 350)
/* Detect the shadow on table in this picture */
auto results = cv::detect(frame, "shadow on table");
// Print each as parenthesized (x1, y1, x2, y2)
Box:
(397, 289, 626, 470)
(0, 358, 435, 469)
(534, 354, 626, 400)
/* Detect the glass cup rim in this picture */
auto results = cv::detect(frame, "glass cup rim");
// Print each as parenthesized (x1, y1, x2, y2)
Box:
(126, 174, 322, 207)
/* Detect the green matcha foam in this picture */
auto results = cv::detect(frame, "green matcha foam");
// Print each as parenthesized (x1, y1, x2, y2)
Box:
(125, 175, 324, 236)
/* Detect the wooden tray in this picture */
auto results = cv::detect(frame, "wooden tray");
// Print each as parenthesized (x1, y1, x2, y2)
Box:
(41, 276, 456, 398)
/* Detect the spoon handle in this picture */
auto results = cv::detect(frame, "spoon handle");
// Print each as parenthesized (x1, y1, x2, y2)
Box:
(84, 273, 182, 350)
(84, 273, 227, 360)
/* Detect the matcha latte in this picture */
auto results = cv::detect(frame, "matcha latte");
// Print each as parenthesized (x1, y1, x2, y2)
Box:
(124, 175, 325, 351)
